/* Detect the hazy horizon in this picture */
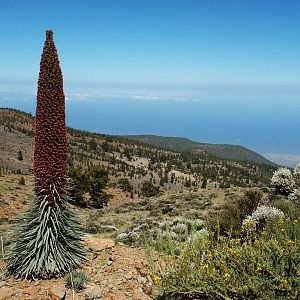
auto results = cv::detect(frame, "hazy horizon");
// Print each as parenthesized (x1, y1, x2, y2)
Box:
(1, 0, 299, 166)
(1, 80, 300, 167)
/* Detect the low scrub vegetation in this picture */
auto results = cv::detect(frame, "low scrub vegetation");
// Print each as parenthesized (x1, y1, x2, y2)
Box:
(149, 206, 299, 299)
(147, 166, 300, 299)
(116, 217, 207, 249)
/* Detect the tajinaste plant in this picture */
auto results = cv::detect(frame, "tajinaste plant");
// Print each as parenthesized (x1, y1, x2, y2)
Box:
(7, 30, 85, 279)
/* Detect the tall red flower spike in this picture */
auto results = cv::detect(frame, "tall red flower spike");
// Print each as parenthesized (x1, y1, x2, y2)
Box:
(7, 30, 85, 279)
(34, 30, 67, 204)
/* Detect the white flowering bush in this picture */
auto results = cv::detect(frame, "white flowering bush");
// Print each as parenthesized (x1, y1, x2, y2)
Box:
(271, 167, 295, 195)
(270, 163, 300, 206)
(116, 217, 207, 247)
(294, 163, 300, 179)
(242, 205, 284, 234)
(288, 188, 300, 203)
(186, 228, 209, 243)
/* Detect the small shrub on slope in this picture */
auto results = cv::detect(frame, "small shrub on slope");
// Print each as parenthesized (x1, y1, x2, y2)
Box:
(271, 167, 295, 196)
(66, 271, 90, 292)
(213, 189, 262, 235)
(242, 205, 284, 235)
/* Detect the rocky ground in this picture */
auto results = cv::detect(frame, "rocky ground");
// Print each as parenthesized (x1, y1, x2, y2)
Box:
(0, 236, 157, 300)
(0, 173, 239, 300)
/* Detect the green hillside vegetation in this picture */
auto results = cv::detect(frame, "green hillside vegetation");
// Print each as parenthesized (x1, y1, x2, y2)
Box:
(0, 108, 276, 199)
(124, 134, 276, 166)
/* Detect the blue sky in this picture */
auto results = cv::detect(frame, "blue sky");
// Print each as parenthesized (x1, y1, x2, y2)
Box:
(1, 0, 300, 85)
(1, 0, 300, 164)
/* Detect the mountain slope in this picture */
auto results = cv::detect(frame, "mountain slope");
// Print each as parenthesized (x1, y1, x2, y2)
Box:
(0, 108, 276, 189)
(124, 135, 276, 166)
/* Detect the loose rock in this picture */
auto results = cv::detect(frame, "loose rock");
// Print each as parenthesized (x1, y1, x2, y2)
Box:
(84, 236, 115, 253)
(107, 257, 114, 266)
(137, 277, 147, 284)
(49, 284, 66, 300)
(85, 285, 102, 299)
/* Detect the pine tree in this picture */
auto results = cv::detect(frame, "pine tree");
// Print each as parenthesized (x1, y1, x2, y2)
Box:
(7, 30, 85, 279)
(17, 150, 23, 161)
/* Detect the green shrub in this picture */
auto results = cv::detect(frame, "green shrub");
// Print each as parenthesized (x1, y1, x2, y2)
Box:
(66, 271, 90, 292)
(18, 176, 25, 185)
(141, 181, 160, 197)
(238, 189, 262, 216)
(272, 198, 300, 220)
(211, 189, 262, 235)
(68, 166, 111, 208)
(118, 178, 133, 192)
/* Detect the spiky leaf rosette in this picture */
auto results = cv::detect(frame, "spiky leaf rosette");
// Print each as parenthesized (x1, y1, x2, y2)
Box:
(34, 30, 67, 203)
(7, 189, 86, 279)
(7, 30, 85, 279)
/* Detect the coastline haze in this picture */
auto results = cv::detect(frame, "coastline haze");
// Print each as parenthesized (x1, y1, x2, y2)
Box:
(1, 81, 299, 167)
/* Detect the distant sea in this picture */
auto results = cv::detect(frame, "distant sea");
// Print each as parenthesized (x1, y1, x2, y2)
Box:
(1, 82, 300, 167)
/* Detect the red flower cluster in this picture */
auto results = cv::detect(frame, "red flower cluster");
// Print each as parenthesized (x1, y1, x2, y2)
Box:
(33, 30, 67, 204)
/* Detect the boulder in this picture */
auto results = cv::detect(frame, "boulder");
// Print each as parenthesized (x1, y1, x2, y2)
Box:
(85, 285, 102, 299)
(49, 284, 66, 299)
(84, 236, 115, 253)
